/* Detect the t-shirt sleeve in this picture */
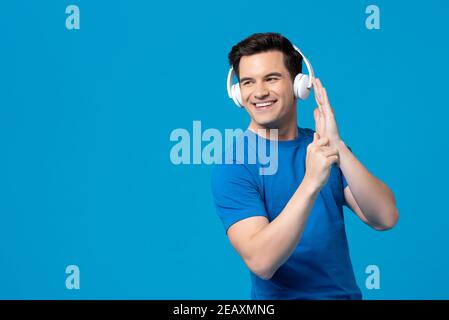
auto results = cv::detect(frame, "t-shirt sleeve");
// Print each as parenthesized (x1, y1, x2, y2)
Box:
(211, 163, 268, 234)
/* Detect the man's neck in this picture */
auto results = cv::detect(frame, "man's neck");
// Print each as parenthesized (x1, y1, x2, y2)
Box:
(248, 121, 298, 141)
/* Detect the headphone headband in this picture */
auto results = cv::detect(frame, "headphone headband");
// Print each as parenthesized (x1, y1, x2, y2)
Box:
(227, 67, 235, 99)
(292, 45, 314, 89)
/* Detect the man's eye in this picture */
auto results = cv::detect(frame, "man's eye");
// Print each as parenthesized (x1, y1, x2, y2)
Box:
(267, 77, 277, 82)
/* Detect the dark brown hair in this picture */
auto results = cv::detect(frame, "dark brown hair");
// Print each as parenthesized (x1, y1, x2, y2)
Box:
(228, 32, 302, 82)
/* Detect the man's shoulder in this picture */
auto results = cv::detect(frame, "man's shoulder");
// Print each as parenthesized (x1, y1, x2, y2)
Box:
(210, 158, 261, 202)
(211, 130, 261, 187)
(211, 157, 257, 182)
(299, 127, 315, 139)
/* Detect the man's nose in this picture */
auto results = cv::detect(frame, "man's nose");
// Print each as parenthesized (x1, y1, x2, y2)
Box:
(253, 82, 269, 99)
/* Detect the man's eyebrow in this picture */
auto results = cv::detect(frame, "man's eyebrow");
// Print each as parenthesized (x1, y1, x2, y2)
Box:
(239, 72, 283, 83)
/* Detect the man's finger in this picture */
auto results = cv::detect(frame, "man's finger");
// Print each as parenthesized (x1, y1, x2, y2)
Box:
(316, 136, 329, 147)
(314, 108, 322, 135)
(313, 108, 319, 124)
(321, 147, 339, 157)
(327, 155, 340, 166)
(314, 78, 322, 107)
(317, 79, 325, 113)
(317, 78, 326, 115)
(319, 108, 325, 137)
(317, 78, 324, 91)
(322, 86, 332, 116)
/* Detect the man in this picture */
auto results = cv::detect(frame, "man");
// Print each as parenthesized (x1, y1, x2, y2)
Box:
(211, 32, 399, 300)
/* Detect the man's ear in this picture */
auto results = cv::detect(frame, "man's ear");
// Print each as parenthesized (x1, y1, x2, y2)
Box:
(290, 79, 296, 100)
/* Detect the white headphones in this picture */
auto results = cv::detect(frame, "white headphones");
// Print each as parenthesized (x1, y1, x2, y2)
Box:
(226, 44, 315, 108)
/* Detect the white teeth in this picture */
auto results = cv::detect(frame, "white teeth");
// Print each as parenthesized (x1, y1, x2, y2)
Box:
(255, 101, 275, 107)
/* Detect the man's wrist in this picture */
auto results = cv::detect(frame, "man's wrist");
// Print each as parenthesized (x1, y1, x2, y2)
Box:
(332, 138, 346, 151)
(301, 176, 321, 198)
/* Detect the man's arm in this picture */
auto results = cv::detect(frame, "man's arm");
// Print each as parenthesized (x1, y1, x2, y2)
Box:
(228, 178, 318, 280)
(312, 77, 399, 231)
(228, 134, 339, 280)
(337, 140, 399, 230)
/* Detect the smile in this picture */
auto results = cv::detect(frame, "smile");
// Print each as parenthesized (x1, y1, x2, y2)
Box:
(252, 100, 277, 109)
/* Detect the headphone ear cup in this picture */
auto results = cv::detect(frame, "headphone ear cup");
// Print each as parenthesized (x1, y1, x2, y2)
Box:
(294, 74, 311, 100)
(231, 83, 244, 108)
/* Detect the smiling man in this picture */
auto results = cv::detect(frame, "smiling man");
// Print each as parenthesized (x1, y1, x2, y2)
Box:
(211, 32, 399, 300)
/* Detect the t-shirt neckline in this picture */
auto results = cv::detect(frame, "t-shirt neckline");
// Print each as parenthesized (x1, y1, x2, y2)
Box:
(244, 126, 303, 148)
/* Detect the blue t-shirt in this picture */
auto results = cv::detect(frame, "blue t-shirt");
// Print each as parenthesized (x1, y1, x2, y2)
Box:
(211, 127, 362, 300)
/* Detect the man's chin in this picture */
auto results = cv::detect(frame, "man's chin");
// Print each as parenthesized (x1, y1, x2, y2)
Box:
(253, 118, 281, 130)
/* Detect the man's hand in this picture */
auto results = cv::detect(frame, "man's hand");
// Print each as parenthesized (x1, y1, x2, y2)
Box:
(304, 132, 340, 191)
(312, 78, 342, 149)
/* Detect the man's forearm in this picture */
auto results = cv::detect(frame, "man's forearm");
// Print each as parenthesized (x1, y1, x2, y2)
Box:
(336, 139, 399, 229)
(246, 178, 320, 280)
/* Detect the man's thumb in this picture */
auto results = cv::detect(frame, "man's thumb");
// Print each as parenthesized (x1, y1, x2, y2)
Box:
(313, 132, 320, 143)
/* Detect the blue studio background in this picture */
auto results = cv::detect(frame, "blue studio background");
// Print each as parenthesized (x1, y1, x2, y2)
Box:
(0, 0, 448, 299)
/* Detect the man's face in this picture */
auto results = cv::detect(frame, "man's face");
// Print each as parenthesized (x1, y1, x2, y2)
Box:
(238, 50, 296, 129)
